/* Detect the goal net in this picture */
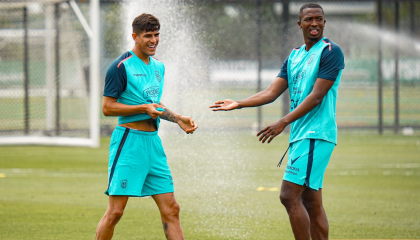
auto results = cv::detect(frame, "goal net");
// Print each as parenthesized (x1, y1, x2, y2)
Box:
(0, 0, 99, 147)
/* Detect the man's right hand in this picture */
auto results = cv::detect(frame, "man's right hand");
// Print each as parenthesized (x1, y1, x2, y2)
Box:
(146, 103, 166, 119)
(209, 99, 240, 111)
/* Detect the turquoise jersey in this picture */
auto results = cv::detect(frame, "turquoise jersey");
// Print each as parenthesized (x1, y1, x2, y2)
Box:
(103, 50, 165, 127)
(280, 38, 345, 144)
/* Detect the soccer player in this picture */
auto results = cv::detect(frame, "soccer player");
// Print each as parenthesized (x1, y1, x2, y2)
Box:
(210, 3, 344, 240)
(96, 13, 197, 240)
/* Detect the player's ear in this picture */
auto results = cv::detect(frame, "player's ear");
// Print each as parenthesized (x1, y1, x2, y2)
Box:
(297, 20, 302, 28)
(132, 33, 137, 41)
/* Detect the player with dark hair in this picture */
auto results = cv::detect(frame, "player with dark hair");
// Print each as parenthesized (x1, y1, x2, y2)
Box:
(210, 3, 344, 240)
(96, 13, 197, 240)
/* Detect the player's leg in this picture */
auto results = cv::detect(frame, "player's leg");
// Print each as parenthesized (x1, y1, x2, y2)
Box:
(152, 192, 184, 240)
(280, 180, 310, 240)
(96, 195, 129, 240)
(300, 139, 334, 239)
(140, 132, 183, 239)
(301, 188, 328, 240)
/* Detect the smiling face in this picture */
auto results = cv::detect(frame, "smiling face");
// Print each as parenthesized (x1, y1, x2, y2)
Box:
(297, 8, 326, 45)
(131, 13, 160, 63)
(133, 29, 160, 59)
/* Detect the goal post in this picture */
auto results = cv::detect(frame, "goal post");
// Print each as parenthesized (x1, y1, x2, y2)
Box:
(0, 0, 100, 147)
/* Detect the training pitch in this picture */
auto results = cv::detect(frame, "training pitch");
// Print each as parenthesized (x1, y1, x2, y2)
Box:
(0, 132, 419, 239)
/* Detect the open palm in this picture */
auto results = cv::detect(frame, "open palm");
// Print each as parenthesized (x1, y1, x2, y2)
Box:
(209, 99, 239, 111)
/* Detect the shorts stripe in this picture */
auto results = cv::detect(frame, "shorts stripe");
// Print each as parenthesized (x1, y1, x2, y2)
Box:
(305, 139, 315, 187)
(106, 128, 130, 192)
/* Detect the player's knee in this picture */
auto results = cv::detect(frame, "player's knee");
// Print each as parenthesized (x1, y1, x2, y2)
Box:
(280, 193, 290, 206)
(279, 192, 298, 209)
(161, 202, 180, 221)
(107, 209, 124, 224)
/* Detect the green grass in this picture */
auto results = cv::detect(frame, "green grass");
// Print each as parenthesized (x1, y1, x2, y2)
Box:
(0, 133, 420, 239)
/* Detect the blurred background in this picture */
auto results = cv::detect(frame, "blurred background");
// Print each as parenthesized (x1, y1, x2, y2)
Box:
(0, 0, 419, 141)
(0, 1, 419, 239)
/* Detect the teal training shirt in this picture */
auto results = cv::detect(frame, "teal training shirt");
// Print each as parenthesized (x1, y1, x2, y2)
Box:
(278, 38, 345, 144)
(103, 50, 165, 127)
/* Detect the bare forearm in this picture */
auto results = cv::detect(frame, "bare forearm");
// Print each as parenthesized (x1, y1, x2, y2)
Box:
(237, 89, 279, 108)
(102, 101, 148, 116)
(281, 93, 323, 125)
(237, 77, 288, 108)
(159, 103, 179, 123)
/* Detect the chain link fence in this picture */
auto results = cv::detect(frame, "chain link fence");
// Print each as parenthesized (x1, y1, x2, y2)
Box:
(0, 1, 91, 138)
(100, 0, 420, 136)
(1, 0, 419, 139)
(188, 0, 420, 134)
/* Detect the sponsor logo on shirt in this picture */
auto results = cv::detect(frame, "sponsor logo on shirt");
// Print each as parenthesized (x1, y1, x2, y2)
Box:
(133, 73, 147, 77)
(293, 87, 303, 95)
(155, 71, 161, 82)
(143, 86, 160, 98)
(292, 70, 306, 84)
(291, 61, 300, 66)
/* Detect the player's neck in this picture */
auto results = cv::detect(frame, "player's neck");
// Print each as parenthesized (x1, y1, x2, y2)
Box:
(304, 36, 323, 51)
(132, 47, 150, 65)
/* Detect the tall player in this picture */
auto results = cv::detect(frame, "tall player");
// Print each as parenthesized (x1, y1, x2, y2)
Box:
(210, 3, 344, 240)
(96, 14, 197, 240)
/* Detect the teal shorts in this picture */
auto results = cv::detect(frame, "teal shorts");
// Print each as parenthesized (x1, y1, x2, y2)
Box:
(104, 126, 174, 197)
(283, 138, 335, 191)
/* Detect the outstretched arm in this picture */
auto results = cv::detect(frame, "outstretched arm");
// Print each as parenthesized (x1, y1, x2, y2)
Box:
(210, 77, 288, 111)
(257, 78, 335, 143)
(160, 102, 198, 134)
(102, 96, 164, 119)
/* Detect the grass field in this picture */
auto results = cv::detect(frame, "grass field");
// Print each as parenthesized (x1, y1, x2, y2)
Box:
(1, 132, 420, 239)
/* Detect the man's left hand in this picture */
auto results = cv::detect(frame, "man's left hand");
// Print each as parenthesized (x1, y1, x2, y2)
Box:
(257, 120, 287, 143)
(177, 115, 198, 134)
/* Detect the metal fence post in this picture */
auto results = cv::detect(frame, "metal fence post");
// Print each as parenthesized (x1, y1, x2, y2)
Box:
(23, 6, 29, 135)
(394, 0, 399, 134)
(55, 3, 60, 136)
(281, 0, 290, 131)
(378, 0, 383, 135)
(256, 0, 262, 131)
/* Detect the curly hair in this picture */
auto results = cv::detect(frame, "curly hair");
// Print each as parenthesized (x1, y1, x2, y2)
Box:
(132, 13, 160, 34)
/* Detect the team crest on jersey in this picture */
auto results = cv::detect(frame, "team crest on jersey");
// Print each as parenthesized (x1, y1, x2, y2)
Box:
(306, 53, 317, 65)
(154, 71, 161, 82)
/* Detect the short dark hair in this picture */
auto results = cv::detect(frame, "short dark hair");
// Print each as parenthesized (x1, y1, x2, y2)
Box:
(299, 2, 324, 19)
(132, 13, 160, 34)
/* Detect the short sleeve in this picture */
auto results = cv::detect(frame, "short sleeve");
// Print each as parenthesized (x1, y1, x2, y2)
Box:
(317, 44, 345, 81)
(277, 56, 289, 80)
(103, 60, 127, 99)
